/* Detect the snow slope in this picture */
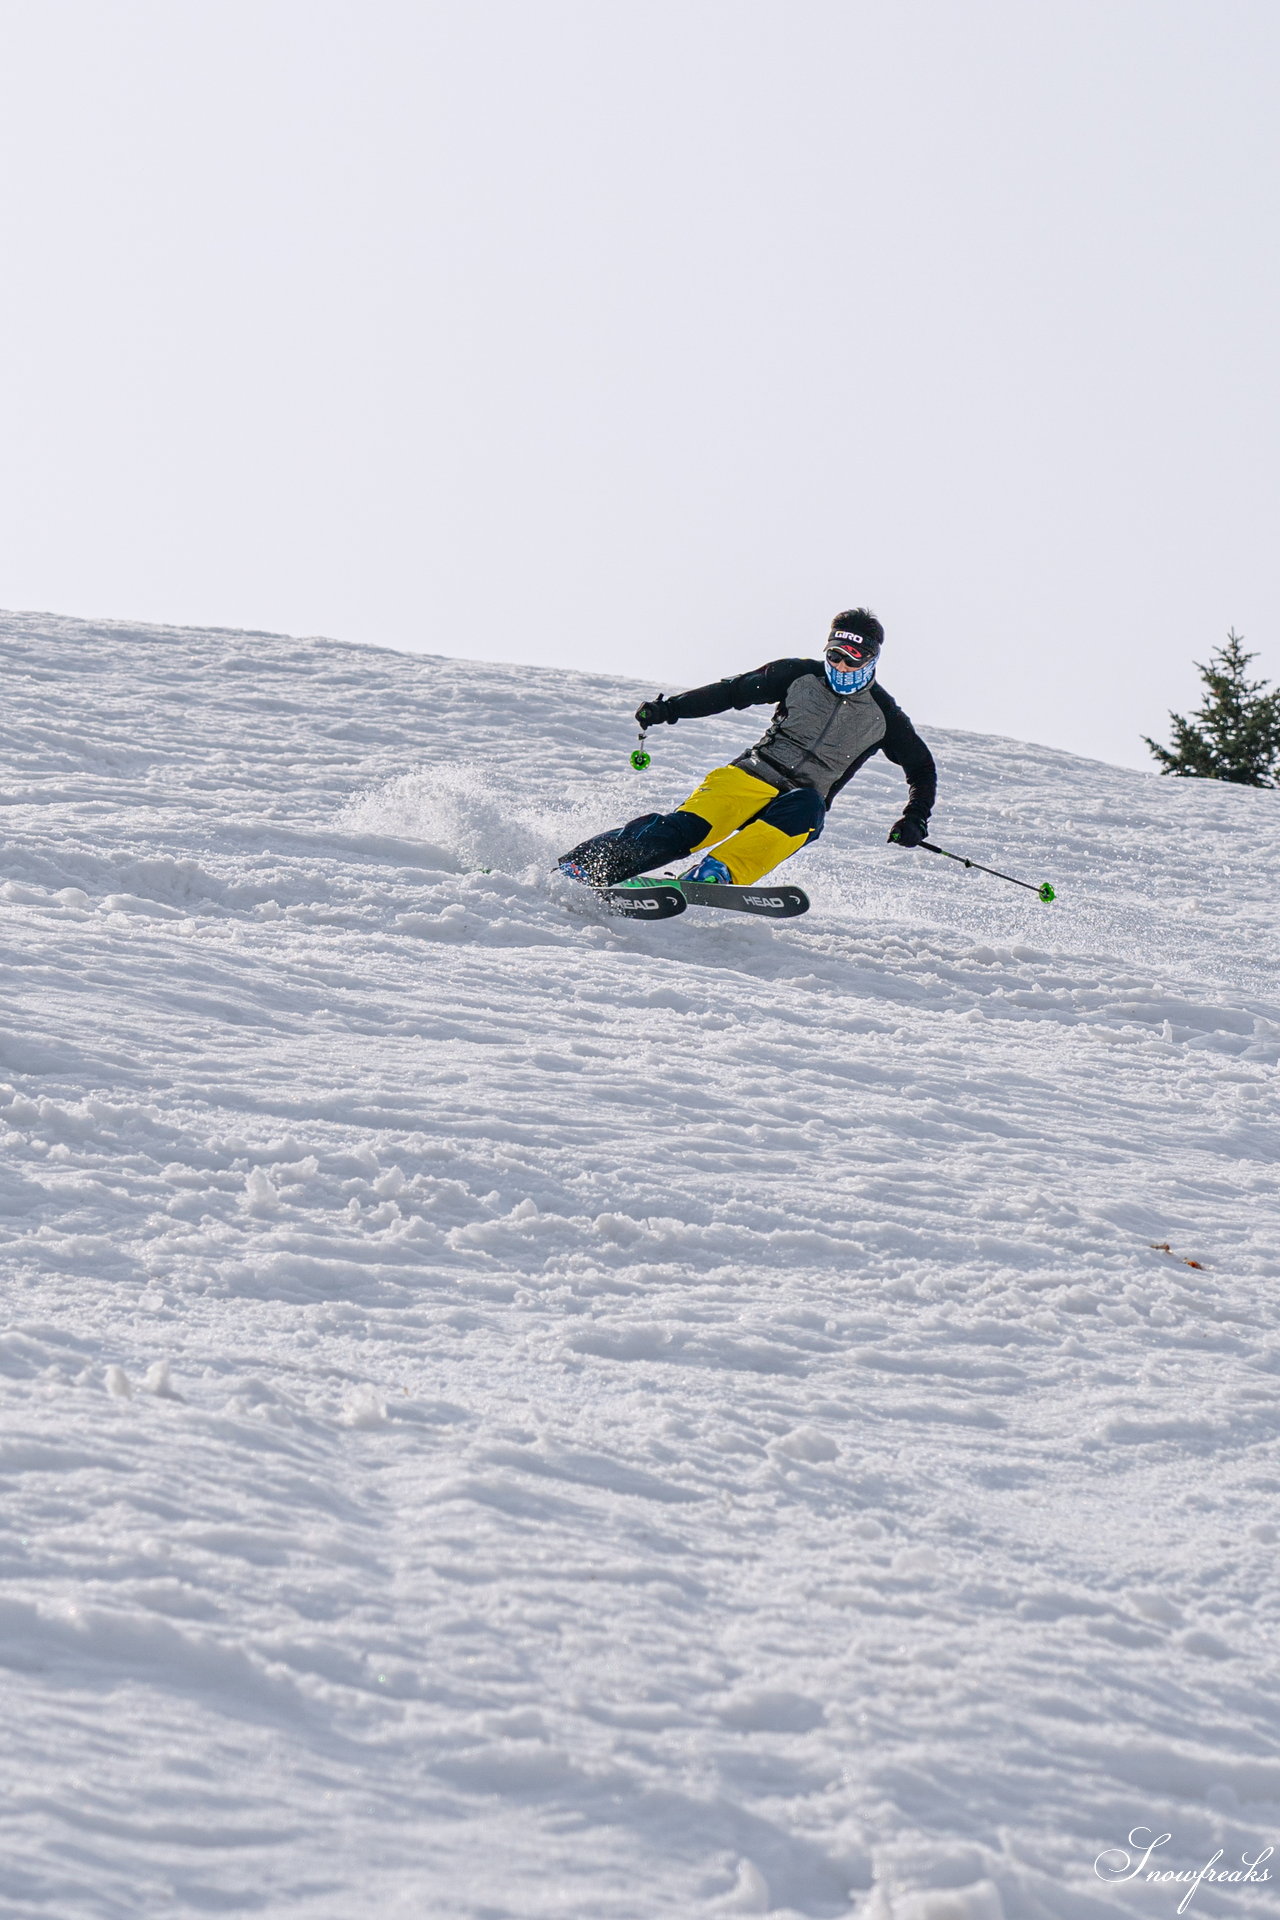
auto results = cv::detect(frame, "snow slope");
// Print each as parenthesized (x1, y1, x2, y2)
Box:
(0, 609, 1277, 1920)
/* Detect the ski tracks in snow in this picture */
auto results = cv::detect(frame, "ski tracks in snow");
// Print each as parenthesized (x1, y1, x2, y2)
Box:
(0, 612, 1278, 1919)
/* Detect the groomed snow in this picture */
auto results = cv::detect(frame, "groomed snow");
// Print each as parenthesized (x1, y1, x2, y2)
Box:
(0, 610, 1277, 1920)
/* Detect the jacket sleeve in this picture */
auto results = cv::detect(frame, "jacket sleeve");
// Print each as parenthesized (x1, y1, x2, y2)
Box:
(662, 658, 813, 720)
(841, 684, 937, 819)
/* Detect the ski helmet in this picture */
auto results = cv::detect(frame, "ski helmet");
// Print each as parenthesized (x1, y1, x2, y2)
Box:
(825, 608, 883, 694)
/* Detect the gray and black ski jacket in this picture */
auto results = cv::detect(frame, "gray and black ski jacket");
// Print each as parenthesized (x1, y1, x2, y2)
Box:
(658, 659, 937, 820)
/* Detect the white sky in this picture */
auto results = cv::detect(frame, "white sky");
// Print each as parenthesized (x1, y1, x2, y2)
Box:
(0, 0, 1276, 768)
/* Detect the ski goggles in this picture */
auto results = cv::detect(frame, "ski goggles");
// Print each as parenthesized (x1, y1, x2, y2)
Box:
(825, 634, 880, 669)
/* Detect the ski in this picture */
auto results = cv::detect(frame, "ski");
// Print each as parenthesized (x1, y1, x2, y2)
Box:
(601, 882, 687, 920)
(560, 871, 806, 921)
(680, 880, 809, 918)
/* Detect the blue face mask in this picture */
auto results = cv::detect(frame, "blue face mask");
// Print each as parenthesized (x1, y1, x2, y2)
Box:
(825, 657, 876, 695)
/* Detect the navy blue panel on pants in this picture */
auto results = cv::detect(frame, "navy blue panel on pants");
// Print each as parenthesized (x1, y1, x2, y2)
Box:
(758, 787, 825, 840)
(560, 809, 712, 887)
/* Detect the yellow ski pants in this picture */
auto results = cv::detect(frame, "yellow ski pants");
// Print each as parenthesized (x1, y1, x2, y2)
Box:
(675, 765, 816, 884)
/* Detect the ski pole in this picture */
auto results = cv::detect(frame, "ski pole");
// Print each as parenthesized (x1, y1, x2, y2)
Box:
(921, 841, 1056, 904)
(630, 729, 651, 772)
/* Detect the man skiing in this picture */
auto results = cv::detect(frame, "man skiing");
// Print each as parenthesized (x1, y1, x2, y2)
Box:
(558, 608, 936, 891)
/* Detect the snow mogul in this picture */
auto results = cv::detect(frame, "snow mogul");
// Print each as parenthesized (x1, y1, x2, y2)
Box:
(558, 608, 937, 890)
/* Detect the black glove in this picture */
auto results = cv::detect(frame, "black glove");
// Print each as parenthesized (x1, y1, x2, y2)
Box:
(888, 814, 928, 848)
(635, 698, 677, 728)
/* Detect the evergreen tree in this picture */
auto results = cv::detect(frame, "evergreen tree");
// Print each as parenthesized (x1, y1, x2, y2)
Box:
(1144, 631, 1280, 786)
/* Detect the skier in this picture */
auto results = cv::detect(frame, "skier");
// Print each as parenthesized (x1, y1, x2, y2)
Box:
(558, 608, 936, 890)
